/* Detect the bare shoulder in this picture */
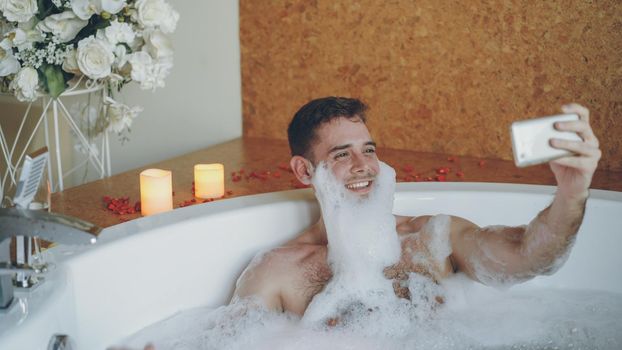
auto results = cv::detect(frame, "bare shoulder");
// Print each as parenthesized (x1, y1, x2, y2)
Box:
(232, 244, 322, 310)
(239, 245, 317, 281)
(395, 214, 481, 276)
(396, 214, 479, 236)
(395, 214, 432, 234)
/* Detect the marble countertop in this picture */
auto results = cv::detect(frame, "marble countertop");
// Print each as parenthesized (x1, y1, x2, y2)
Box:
(50, 137, 622, 229)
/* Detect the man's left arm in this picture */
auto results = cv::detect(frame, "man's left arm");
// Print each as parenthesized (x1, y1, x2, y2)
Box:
(449, 103, 601, 285)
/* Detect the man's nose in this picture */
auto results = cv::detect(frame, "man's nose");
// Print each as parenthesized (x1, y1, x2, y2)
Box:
(351, 153, 370, 174)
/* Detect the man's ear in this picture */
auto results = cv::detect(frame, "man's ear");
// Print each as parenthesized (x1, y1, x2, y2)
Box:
(290, 156, 314, 185)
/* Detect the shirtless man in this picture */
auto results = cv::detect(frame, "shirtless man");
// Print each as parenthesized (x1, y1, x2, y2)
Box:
(232, 97, 602, 316)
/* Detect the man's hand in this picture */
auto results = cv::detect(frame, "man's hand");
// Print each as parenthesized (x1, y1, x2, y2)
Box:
(549, 103, 602, 199)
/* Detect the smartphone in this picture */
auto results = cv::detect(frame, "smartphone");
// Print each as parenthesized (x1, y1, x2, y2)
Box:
(510, 113, 582, 167)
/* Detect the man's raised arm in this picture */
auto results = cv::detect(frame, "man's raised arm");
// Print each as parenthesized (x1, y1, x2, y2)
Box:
(448, 103, 601, 285)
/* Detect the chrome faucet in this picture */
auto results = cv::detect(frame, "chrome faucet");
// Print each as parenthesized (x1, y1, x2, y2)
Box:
(0, 208, 100, 309)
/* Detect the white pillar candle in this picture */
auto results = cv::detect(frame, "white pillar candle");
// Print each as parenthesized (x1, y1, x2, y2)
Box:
(140, 168, 173, 216)
(194, 163, 224, 199)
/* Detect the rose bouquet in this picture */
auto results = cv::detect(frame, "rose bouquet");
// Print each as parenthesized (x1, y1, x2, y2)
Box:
(0, 0, 179, 135)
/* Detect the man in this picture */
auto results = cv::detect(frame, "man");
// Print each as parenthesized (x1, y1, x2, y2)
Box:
(232, 97, 602, 316)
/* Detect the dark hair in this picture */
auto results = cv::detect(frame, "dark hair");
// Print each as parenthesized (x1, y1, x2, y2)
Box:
(287, 97, 368, 160)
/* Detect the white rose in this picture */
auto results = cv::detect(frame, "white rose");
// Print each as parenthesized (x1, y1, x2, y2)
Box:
(98, 19, 135, 45)
(127, 51, 172, 90)
(143, 29, 172, 59)
(101, 0, 126, 14)
(9, 28, 27, 48)
(15, 19, 44, 49)
(70, 0, 102, 20)
(135, 0, 179, 33)
(9, 26, 42, 51)
(0, 38, 19, 76)
(62, 48, 81, 75)
(9, 66, 39, 102)
(104, 96, 142, 134)
(0, 0, 38, 23)
(76, 36, 114, 79)
(36, 11, 88, 43)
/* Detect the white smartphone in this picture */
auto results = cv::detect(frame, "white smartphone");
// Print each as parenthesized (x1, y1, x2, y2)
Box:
(510, 113, 582, 167)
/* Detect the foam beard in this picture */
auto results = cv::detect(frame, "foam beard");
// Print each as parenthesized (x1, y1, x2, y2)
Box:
(303, 161, 402, 326)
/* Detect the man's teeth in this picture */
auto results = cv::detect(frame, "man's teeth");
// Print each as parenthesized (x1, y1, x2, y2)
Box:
(346, 181, 370, 189)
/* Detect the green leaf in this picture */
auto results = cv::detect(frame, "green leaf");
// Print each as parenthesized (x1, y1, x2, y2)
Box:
(36, 0, 62, 20)
(71, 17, 111, 45)
(40, 64, 68, 98)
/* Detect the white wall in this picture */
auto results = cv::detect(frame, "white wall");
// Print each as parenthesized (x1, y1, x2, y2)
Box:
(108, 0, 242, 174)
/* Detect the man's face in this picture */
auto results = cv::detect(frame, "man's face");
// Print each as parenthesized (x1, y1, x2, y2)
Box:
(309, 117, 380, 195)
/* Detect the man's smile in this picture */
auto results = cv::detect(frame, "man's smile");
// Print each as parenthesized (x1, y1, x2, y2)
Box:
(345, 180, 373, 192)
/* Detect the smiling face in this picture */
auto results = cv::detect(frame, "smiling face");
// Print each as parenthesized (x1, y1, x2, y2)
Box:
(291, 116, 380, 196)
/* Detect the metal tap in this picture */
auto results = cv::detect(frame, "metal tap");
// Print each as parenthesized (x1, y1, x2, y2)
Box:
(0, 208, 100, 309)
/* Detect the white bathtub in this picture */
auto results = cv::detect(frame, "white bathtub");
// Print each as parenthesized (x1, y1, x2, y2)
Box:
(1, 182, 621, 349)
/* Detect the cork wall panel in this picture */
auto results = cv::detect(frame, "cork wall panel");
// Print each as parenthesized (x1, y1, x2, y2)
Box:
(240, 0, 622, 171)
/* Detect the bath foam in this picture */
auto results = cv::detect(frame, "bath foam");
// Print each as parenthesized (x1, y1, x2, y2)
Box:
(119, 281, 622, 350)
(422, 214, 452, 265)
(302, 161, 407, 330)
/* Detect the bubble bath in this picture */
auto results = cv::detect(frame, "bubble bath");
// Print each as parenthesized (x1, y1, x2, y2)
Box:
(115, 163, 622, 349)
(120, 280, 622, 350)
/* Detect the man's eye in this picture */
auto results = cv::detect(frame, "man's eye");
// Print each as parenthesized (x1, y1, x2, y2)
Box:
(334, 152, 348, 159)
(365, 148, 376, 154)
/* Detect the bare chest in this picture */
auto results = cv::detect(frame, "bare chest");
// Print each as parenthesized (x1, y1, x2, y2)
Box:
(292, 238, 451, 309)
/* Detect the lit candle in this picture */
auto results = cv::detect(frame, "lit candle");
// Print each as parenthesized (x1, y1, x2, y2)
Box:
(194, 163, 224, 199)
(140, 168, 173, 216)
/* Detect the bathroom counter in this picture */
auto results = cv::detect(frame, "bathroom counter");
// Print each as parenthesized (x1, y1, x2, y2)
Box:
(51, 137, 622, 229)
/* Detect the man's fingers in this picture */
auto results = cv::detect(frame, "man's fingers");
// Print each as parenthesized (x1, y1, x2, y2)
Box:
(550, 156, 583, 170)
(555, 120, 590, 134)
(555, 120, 599, 147)
(561, 103, 590, 122)
(550, 139, 601, 158)
(550, 153, 599, 170)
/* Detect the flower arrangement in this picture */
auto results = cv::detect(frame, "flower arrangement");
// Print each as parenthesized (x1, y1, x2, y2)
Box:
(0, 0, 179, 135)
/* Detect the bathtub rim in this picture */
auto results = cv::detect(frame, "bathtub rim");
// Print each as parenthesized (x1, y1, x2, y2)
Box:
(99, 181, 622, 238)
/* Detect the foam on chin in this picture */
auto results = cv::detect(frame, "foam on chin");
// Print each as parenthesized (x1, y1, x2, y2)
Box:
(302, 161, 403, 328)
